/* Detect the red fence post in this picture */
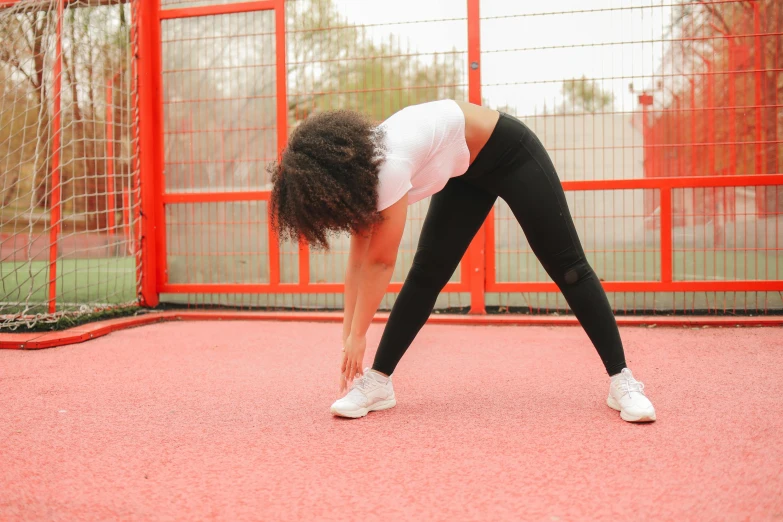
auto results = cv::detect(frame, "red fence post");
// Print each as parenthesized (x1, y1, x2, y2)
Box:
(639, 93, 654, 223)
(47, 0, 64, 315)
(705, 61, 718, 243)
(660, 188, 674, 284)
(707, 65, 715, 177)
(466, 0, 486, 314)
(122, 189, 131, 247)
(726, 38, 737, 178)
(753, 0, 765, 214)
(137, 0, 162, 307)
(130, 0, 141, 291)
(106, 76, 116, 235)
(688, 78, 697, 179)
(641, 101, 649, 171)
(270, 0, 288, 287)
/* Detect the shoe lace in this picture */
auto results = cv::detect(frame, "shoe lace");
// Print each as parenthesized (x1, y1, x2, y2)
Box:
(351, 373, 375, 393)
(619, 374, 645, 397)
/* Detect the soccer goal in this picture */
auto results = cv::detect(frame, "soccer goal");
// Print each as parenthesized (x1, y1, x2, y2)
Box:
(0, 0, 141, 329)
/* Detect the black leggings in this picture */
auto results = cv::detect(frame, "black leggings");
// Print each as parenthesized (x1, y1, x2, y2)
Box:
(371, 113, 627, 377)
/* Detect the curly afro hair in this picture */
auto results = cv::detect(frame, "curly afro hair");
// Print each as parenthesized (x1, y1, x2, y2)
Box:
(268, 110, 386, 250)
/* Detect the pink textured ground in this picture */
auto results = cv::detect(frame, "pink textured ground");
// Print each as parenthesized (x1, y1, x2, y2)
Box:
(2, 321, 782, 521)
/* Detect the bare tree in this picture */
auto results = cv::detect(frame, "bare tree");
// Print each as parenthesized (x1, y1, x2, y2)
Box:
(667, 0, 781, 210)
(0, 8, 56, 210)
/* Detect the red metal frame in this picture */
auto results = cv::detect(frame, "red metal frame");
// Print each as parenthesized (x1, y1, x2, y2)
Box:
(159, 0, 276, 20)
(138, 0, 162, 306)
(162, 191, 271, 204)
(157, 0, 289, 292)
(485, 174, 783, 294)
(153, 0, 168, 300)
(130, 0, 141, 288)
(159, 281, 469, 294)
(47, 0, 64, 314)
(158, 273, 472, 290)
(273, 0, 287, 287)
(752, 0, 765, 215)
(153, 0, 496, 302)
(466, 0, 486, 314)
(559, 175, 781, 191)
(157, 175, 782, 295)
(3, 0, 782, 334)
(146, 0, 783, 305)
(660, 187, 673, 284)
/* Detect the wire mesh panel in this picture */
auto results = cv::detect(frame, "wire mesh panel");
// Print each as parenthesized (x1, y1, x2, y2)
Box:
(282, 0, 470, 311)
(157, 0, 471, 310)
(0, 0, 140, 329)
(673, 186, 771, 284)
(165, 201, 271, 284)
(160, 7, 277, 305)
(492, 188, 657, 309)
(480, 0, 782, 313)
(162, 10, 277, 194)
(0, 0, 778, 322)
(150, 0, 781, 315)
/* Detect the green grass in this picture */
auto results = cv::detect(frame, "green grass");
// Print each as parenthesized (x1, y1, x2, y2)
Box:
(1, 257, 137, 314)
(494, 250, 783, 282)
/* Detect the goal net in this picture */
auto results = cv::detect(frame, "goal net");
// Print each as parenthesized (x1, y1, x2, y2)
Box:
(0, 0, 140, 330)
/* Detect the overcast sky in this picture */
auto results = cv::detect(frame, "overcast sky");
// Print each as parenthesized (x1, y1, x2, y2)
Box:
(333, 0, 672, 117)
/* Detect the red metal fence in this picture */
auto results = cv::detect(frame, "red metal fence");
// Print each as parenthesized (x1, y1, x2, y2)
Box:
(145, 0, 783, 314)
(479, 1, 782, 313)
(143, 0, 782, 314)
(2, 0, 781, 327)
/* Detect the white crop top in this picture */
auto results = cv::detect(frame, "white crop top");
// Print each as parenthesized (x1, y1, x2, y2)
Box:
(375, 100, 470, 211)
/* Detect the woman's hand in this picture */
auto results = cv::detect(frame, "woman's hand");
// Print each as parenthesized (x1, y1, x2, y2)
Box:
(338, 197, 407, 393)
(340, 334, 366, 392)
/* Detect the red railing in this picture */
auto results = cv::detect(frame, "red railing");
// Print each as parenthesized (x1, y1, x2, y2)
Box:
(487, 175, 783, 294)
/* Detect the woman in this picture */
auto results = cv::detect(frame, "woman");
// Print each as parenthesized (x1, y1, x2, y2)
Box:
(269, 100, 656, 423)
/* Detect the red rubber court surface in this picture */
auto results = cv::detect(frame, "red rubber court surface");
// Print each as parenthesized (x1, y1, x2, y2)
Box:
(2, 321, 782, 521)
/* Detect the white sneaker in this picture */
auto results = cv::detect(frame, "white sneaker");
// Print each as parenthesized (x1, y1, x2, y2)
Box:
(607, 368, 656, 422)
(331, 369, 396, 419)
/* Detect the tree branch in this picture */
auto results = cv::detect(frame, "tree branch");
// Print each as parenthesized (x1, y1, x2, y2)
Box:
(697, 0, 732, 35)
(0, 50, 37, 89)
(21, 12, 35, 51)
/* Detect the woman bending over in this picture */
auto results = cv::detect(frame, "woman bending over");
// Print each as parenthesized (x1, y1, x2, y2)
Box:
(269, 100, 656, 423)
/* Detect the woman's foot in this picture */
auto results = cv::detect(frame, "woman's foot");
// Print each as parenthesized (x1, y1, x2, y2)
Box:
(607, 368, 656, 422)
(331, 369, 396, 418)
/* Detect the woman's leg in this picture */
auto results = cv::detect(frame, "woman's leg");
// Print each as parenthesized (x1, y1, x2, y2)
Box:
(371, 178, 497, 376)
(486, 132, 627, 376)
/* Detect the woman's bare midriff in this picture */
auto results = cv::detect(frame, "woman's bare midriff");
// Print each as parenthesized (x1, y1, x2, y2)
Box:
(454, 100, 501, 165)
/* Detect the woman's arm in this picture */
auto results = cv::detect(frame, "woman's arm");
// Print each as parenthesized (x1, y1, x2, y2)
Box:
(343, 232, 371, 342)
(340, 196, 408, 389)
